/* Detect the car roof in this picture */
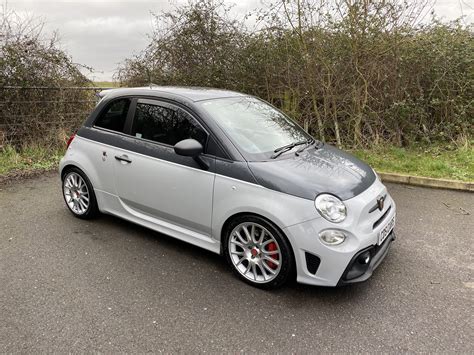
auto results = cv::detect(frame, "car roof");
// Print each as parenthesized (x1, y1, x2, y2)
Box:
(98, 86, 246, 102)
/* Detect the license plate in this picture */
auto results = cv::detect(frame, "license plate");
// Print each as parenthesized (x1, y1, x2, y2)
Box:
(378, 214, 395, 245)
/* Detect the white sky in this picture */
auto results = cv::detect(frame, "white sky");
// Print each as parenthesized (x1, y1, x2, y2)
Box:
(5, 0, 473, 81)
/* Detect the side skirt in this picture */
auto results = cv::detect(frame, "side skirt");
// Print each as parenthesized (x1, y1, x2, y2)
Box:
(95, 189, 221, 254)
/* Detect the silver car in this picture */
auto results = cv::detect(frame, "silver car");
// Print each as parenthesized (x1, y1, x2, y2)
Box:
(60, 87, 396, 288)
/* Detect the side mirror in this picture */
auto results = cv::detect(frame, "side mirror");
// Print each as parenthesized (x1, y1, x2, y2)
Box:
(174, 138, 209, 170)
(174, 139, 203, 157)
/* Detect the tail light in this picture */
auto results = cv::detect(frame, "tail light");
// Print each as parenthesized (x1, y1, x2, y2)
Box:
(66, 133, 76, 149)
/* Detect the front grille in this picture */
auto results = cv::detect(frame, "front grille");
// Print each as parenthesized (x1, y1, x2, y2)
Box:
(373, 205, 392, 230)
(305, 252, 321, 275)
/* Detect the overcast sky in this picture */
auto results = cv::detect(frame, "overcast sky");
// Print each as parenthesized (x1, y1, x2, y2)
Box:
(5, 0, 473, 81)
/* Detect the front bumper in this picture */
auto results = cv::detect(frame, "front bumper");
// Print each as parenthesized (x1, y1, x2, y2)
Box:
(283, 178, 396, 287)
(337, 231, 395, 285)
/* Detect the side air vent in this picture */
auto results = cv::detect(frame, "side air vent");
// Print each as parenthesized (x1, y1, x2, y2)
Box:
(305, 252, 321, 275)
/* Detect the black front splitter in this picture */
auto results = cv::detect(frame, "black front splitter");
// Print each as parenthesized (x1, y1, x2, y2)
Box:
(337, 231, 396, 286)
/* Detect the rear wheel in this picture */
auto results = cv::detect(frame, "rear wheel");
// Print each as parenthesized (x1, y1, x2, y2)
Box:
(223, 215, 294, 289)
(62, 168, 99, 219)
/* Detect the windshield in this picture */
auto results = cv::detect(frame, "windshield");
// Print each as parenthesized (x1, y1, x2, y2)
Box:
(199, 97, 311, 160)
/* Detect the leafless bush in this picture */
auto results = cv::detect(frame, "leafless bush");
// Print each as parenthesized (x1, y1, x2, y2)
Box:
(0, 5, 93, 148)
(0, 87, 102, 148)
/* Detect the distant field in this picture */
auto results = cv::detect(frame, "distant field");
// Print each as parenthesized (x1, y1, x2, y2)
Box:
(92, 81, 119, 88)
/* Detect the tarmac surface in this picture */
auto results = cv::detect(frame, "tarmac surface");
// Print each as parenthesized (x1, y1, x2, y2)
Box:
(1, 172, 472, 352)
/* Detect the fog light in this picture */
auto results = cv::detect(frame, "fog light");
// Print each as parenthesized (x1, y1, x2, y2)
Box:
(319, 230, 346, 245)
(358, 251, 371, 265)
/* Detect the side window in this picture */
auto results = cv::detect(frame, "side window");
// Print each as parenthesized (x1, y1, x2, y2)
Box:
(132, 103, 207, 147)
(94, 99, 130, 133)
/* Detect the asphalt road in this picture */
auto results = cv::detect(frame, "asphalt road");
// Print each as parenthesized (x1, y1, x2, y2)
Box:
(1, 172, 473, 352)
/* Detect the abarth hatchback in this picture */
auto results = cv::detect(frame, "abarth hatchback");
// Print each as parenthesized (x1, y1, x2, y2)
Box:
(60, 87, 396, 288)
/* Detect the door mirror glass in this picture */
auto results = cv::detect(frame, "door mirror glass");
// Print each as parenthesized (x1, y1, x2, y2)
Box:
(174, 139, 203, 157)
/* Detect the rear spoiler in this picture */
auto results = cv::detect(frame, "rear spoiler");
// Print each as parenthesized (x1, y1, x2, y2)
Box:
(97, 89, 114, 99)
(95, 88, 116, 105)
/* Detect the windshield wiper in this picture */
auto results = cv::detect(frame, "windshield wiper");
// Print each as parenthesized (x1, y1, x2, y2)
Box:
(271, 140, 307, 159)
(295, 138, 316, 156)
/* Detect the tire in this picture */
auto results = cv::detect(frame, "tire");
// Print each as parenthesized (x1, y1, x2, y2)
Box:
(61, 167, 99, 219)
(223, 215, 295, 289)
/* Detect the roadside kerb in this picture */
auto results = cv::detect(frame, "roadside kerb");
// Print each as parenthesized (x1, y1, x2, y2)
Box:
(379, 172, 473, 192)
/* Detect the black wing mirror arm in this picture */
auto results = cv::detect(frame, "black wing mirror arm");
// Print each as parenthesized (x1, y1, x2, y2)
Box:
(193, 156, 209, 170)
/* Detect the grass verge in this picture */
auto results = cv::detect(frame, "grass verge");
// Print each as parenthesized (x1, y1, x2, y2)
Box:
(0, 144, 472, 184)
(351, 145, 473, 182)
(0, 145, 64, 179)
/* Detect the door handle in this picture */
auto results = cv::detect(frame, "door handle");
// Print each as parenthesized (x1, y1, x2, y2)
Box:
(115, 155, 132, 164)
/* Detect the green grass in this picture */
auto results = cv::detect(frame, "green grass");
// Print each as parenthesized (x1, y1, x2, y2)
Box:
(351, 146, 474, 182)
(1, 144, 472, 182)
(0, 145, 64, 176)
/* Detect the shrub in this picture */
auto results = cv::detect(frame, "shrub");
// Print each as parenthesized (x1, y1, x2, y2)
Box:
(116, 0, 473, 148)
(0, 5, 92, 148)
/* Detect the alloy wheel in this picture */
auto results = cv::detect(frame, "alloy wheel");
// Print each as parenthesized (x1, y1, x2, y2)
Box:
(228, 222, 282, 283)
(63, 172, 90, 215)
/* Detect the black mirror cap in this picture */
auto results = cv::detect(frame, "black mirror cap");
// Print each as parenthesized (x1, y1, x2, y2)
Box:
(174, 138, 203, 157)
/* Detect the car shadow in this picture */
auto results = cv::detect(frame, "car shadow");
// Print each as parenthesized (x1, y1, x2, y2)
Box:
(92, 212, 374, 303)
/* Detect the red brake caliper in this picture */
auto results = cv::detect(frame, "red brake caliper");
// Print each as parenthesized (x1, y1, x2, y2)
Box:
(265, 242, 279, 269)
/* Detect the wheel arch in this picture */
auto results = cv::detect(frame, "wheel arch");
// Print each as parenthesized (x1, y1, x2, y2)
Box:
(60, 163, 83, 179)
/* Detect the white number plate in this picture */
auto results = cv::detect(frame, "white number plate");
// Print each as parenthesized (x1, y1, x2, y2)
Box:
(378, 214, 395, 245)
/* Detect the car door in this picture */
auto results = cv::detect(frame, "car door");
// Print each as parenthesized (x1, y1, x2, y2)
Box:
(84, 97, 132, 195)
(113, 98, 215, 236)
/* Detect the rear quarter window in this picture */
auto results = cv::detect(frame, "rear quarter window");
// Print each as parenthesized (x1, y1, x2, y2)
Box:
(94, 99, 131, 133)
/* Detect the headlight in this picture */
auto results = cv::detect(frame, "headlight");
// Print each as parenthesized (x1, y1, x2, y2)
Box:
(315, 194, 347, 223)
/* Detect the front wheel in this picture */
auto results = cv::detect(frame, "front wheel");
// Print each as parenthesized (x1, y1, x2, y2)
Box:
(62, 168, 99, 219)
(223, 215, 295, 289)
